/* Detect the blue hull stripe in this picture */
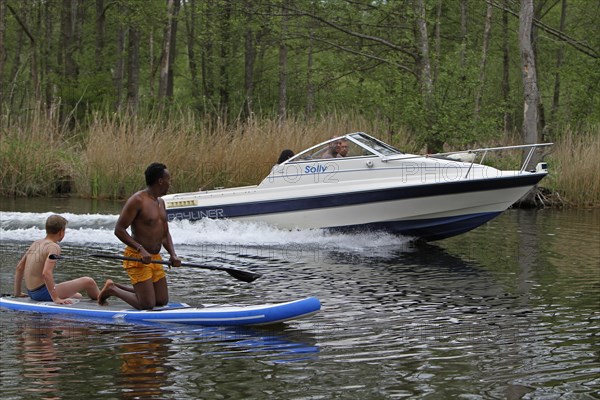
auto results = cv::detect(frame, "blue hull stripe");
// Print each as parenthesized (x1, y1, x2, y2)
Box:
(330, 212, 502, 241)
(167, 174, 544, 221)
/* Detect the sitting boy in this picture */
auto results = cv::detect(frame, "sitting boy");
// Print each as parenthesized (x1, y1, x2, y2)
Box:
(14, 214, 101, 304)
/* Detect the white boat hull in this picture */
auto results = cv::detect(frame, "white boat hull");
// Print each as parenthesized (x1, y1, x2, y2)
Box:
(164, 132, 550, 241)
(166, 174, 544, 241)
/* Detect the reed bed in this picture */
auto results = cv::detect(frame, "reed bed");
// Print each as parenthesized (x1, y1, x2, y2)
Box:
(545, 127, 600, 207)
(76, 111, 409, 197)
(0, 111, 77, 196)
(1, 111, 598, 207)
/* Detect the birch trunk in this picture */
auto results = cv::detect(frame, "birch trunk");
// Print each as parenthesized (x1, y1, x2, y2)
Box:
(519, 0, 541, 169)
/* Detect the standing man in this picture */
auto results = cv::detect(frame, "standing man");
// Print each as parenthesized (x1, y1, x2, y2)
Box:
(98, 163, 181, 309)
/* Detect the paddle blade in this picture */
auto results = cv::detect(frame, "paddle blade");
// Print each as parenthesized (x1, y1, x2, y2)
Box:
(227, 269, 262, 283)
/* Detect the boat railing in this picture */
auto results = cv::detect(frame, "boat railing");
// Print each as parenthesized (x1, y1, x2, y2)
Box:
(430, 143, 554, 177)
(381, 143, 552, 177)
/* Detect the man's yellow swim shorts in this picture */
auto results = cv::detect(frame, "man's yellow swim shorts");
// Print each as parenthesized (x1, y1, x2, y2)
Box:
(123, 246, 166, 285)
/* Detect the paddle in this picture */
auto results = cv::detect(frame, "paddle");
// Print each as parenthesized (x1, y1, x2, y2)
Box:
(49, 254, 261, 283)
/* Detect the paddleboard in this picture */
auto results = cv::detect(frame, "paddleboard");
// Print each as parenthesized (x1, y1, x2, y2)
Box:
(0, 296, 321, 326)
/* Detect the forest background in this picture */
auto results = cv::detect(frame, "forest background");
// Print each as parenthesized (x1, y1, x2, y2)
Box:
(0, 0, 598, 207)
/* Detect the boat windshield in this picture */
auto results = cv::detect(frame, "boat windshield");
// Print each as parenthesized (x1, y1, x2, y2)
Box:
(287, 132, 403, 162)
(348, 133, 403, 156)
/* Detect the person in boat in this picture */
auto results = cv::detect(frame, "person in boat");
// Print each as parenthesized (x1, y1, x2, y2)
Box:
(98, 162, 181, 309)
(338, 139, 349, 157)
(321, 137, 343, 158)
(277, 149, 295, 164)
(13, 214, 101, 304)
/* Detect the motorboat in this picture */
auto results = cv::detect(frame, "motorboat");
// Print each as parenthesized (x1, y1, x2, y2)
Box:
(163, 132, 552, 241)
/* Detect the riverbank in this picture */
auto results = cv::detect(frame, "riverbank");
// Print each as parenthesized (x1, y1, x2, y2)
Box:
(1, 112, 598, 207)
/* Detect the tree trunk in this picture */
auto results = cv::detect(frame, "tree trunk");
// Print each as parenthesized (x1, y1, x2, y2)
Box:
(95, 0, 105, 72)
(43, 0, 54, 116)
(113, 21, 125, 111)
(551, 0, 567, 129)
(158, 0, 174, 101)
(0, 0, 6, 111)
(31, 4, 40, 104)
(433, 0, 442, 84)
(166, 0, 180, 98)
(126, 26, 140, 113)
(278, 1, 289, 121)
(218, 1, 231, 116)
(501, 0, 512, 135)
(59, 0, 77, 123)
(459, 0, 467, 79)
(474, 1, 493, 119)
(185, 0, 201, 112)
(519, 0, 541, 169)
(305, 25, 314, 118)
(243, 0, 254, 119)
(533, 1, 546, 140)
(414, 0, 439, 152)
(60, 0, 77, 86)
(201, 2, 214, 108)
(148, 28, 155, 97)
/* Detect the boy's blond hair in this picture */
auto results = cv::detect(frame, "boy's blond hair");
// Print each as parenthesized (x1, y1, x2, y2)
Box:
(46, 214, 68, 234)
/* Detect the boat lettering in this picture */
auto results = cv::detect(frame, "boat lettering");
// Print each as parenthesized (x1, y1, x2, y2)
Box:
(168, 208, 225, 221)
(304, 165, 328, 174)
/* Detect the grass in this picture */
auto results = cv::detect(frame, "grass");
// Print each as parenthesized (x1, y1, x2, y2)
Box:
(0, 110, 598, 207)
(545, 127, 600, 207)
(0, 110, 77, 196)
(75, 111, 405, 197)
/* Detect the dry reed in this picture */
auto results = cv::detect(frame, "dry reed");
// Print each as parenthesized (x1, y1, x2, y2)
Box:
(0, 110, 76, 196)
(75, 111, 410, 197)
(1, 110, 598, 208)
(545, 127, 600, 207)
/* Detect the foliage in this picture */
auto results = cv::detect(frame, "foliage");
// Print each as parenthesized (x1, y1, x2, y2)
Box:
(0, 0, 598, 206)
(0, 0, 597, 141)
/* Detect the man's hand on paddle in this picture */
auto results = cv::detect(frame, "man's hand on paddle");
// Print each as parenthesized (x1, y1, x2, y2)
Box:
(139, 247, 152, 264)
(169, 255, 181, 268)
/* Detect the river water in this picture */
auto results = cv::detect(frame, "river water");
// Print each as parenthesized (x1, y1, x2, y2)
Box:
(0, 198, 598, 399)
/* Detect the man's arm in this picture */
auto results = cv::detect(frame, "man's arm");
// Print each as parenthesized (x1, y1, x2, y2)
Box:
(14, 254, 27, 297)
(160, 199, 181, 267)
(114, 194, 151, 261)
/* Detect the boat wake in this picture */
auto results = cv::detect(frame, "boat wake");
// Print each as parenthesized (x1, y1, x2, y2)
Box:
(0, 211, 411, 255)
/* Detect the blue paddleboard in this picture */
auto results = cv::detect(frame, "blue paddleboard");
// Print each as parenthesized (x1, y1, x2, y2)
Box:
(0, 296, 321, 326)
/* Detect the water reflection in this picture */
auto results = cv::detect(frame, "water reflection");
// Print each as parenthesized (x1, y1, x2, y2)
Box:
(13, 315, 93, 400)
(199, 325, 319, 363)
(117, 329, 174, 399)
(1, 311, 321, 399)
(2, 204, 599, 398)
(20, 322, 62, 399)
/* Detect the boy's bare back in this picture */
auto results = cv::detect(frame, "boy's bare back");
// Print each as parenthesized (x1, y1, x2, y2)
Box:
(22, 238, 60, 290)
